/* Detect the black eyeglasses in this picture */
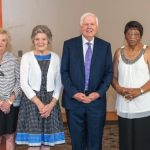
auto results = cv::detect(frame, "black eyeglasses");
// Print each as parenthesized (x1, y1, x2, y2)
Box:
(0, 70, 4, 76)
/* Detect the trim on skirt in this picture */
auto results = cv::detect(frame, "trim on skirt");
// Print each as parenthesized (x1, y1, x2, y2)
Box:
(16, 132, 65, 146)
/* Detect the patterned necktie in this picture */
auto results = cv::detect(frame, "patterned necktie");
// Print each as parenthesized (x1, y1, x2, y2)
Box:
(85, 42, 92, 90)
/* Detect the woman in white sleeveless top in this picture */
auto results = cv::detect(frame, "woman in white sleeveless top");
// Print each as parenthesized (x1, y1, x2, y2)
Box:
(112, 21, 150, 150)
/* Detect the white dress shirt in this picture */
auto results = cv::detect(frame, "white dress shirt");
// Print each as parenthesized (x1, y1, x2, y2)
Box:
(82, 35, 94, 62)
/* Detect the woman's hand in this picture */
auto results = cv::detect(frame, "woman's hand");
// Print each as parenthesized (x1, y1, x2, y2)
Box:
(124, 88, 141, 101)
(40, 98, 56, 118)
(0, 100, 11, 114)
(37, 102, 45, 113)
(31, 96, 45, 112)
(116, 86, 130, 97)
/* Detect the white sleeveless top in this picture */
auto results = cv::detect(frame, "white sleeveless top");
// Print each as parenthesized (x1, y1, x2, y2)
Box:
(116, 45, 150, 119)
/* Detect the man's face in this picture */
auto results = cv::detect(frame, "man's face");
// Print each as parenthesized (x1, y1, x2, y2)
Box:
(80, 15, 98, 41)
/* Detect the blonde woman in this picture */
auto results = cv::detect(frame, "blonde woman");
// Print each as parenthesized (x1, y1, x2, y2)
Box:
(0, 29, 20, 150)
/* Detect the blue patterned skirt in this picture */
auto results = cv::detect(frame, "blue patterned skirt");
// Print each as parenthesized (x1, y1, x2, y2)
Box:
(16, 91, 65, 146)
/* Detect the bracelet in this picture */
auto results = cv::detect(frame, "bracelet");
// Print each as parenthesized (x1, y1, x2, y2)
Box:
(8, 99, 13, 105)
(140, 87, 144, 94)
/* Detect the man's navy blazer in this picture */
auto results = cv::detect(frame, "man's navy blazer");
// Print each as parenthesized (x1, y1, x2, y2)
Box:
(61, 35, 113, 110)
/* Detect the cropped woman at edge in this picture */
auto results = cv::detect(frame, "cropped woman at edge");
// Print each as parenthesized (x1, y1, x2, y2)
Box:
(0, 29, 20, 150)
(112, 21, 150, 150)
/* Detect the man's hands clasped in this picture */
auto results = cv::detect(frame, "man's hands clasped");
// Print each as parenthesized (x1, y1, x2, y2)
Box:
(73, 92, 100, 103)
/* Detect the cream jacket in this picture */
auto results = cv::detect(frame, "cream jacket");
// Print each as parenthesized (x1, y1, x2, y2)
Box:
(20, 51, 62, 100)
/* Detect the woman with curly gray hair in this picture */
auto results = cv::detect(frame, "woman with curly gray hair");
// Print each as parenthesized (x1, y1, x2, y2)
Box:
(16, 25, 65, 150)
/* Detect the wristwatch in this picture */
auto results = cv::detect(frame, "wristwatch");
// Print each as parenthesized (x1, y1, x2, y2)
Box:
(140, 87, 144, 94)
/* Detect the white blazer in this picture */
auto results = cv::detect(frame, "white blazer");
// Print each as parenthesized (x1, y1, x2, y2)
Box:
(20, 51, 62, 100)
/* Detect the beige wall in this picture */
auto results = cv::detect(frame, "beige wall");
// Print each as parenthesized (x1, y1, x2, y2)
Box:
(2, 0, 150, 111)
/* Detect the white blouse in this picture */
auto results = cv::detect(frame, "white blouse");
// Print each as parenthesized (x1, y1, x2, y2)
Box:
(116, 45, 150, 118)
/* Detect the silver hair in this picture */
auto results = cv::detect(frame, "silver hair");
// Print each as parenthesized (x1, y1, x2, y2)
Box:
(31, 25, 52, 44)
(80, 12, 99, 26)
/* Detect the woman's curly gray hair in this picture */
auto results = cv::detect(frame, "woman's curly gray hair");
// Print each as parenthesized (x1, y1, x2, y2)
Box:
(31, 25, 52, 44)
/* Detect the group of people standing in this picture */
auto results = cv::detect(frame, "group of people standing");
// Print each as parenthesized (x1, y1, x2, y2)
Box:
(0, 12, 150, 150)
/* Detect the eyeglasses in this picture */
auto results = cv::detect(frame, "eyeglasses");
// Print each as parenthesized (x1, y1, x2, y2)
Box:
(0, 70, 4, 76)
(126, 32, 141, 37)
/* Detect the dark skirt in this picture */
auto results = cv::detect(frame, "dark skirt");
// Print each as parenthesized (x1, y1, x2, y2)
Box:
(119, 116, 150, 150)
(16, 91, 65, 146)
(0, 106, 19, 135)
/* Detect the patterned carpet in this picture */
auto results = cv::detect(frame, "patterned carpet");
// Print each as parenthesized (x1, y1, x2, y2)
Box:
(16, 121, 119, 150)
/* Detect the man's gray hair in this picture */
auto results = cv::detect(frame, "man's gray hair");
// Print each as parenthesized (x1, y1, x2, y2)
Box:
(80, 12, 99, 26)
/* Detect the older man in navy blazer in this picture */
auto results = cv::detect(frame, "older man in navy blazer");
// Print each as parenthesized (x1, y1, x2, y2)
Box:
(61, 12, 113, 150)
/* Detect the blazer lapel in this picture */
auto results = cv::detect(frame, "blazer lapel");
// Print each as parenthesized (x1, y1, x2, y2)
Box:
(91, 37, 99, 68)
(76, 36, 85, 77)
(88, 37, 100, 89)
